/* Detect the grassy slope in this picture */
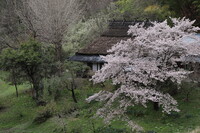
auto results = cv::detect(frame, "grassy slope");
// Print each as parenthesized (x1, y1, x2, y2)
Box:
(0, 71, 29, 98)
(0, 75, 130, 133)
(129, 89, 200, 133)
(0, 71, 200, 133)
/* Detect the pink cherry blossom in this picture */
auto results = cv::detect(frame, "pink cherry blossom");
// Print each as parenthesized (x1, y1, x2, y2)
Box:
(86, 18, 200, 130)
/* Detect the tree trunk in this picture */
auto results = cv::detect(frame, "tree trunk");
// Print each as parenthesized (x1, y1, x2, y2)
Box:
(12, 69, 18, 97)
(54, 42, 63, 76)
(35, 85, 39, 100)
(32, 80, 40, 100)
(153, 102, 159, 111)
(14, 83, 18, 97)
(71, 82, 77, 103)
(186, 92, 190, 102)
(71, 89, 77, 103)
(55, 42, 63, 62)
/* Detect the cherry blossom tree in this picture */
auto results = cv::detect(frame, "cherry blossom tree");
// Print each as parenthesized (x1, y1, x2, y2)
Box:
(86, 18, 200, 130)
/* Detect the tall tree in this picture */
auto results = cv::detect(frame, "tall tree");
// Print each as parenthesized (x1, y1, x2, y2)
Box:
(0, 48, 21, 97)
(84, 0, 114, 16)
(114, 0, 165, 20)
(159, 0, 200, 26)
(0, 39, 56, 100)
(0, 0, 26, 51)
(16, 0, 82, 61)
(86, 18, 200, 130)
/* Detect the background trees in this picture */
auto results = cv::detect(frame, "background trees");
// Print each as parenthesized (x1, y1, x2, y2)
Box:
(0, 39, 56, 100)
(0, 48, 21, 97)
(84, 0, 114, 16)
(113, 0, 171, 20)
(111, 0, 200, 27)
(158, 0, 200, 26)
(86, 18, 200, 129)
(0, 0, 200, 132)
(0, 0, 26, 51)
(0, 0, 112, 101)
(17, 0, 82, 61)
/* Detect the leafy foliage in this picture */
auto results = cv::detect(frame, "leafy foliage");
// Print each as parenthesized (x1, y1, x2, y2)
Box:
(64, 14, 109, 56)
(144, 5, 172, 20)
(0, 39, 56, 99)
(0, 0, 27, 51)
(95, 126, 130, 133)
(113, 0, 171, 20)
(0, 76, 200, 132)
(33, 102, 56, 124)
(159, 0, 200, 26)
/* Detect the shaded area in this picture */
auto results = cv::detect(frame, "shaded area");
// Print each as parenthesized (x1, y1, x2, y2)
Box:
(69, 54, 105, 63)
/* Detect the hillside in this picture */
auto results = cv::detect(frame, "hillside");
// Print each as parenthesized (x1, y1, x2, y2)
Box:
(0, 70, 200, 133)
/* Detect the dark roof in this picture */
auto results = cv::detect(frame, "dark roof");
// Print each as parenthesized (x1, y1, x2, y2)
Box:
(102, 28, 130, 37)
(108, 20, 153, 29)
(70, 22, 200, 63)
(186, 55, 200, 63)
(69, 55, 105, 63)
(102, 20, 153, 37)
(76, 20, 153, 55)
(183, 34, 200, 63)
(70, 20, 154, 63)
(78, 37, 130, 55)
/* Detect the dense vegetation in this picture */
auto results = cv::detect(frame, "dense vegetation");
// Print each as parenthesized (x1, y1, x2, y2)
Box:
(0, 0, 200, 133)
(0, 71, 200, 133)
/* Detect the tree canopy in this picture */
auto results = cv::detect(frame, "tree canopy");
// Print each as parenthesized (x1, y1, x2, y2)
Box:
(0, 39, 56, 99)
(86, 18, 200, 130)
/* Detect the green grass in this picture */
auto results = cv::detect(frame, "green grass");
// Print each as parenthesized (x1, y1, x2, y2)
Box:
(0, 71, 29, 98)
(0, 72, 200, 133)
(0, 76, 130, 133)
(125, 89, 200, 133)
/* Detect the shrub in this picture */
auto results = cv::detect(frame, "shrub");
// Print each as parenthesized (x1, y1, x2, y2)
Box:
(61, 102, 79, 117)
(0, 104, 6, 112)
(33, 102, 56, 124)
(126, 107, 147, 118)
(70, 127, 82, 133)
(165, 111, 180, 119)
(146, 131, 157, 133)
(43, 76, 66, 101)
(95, 126, 129, 133)
(64, 15, 108, 57)
(180, 81, 199, 101)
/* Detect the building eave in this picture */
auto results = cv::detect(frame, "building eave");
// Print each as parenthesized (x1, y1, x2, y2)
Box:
(69, 54, 105, 63)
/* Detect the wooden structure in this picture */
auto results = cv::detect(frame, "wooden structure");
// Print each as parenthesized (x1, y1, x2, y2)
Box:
(69, 20, 152, 71)
(70, 20, 200, 72)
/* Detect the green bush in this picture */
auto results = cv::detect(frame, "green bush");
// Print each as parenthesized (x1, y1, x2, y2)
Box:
(126, 107, 147, 117)
(70, 127, 83, 133)
(64, 15, 108, 57)
(61, 102, 79, 117)
(42, 75, 67, 101)
(146, 131, 157, 133)
(95, 126, 129, 133)
(180, 81, 199, 101)
(33, 102, 56, 124)
(0, 103, 6, 112)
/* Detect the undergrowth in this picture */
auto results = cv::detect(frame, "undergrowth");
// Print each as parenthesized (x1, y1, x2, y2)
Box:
(0, 73, 200, 133)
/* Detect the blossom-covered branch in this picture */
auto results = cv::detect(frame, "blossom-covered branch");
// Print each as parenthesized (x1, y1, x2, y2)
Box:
(87, 17, 200, 130)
